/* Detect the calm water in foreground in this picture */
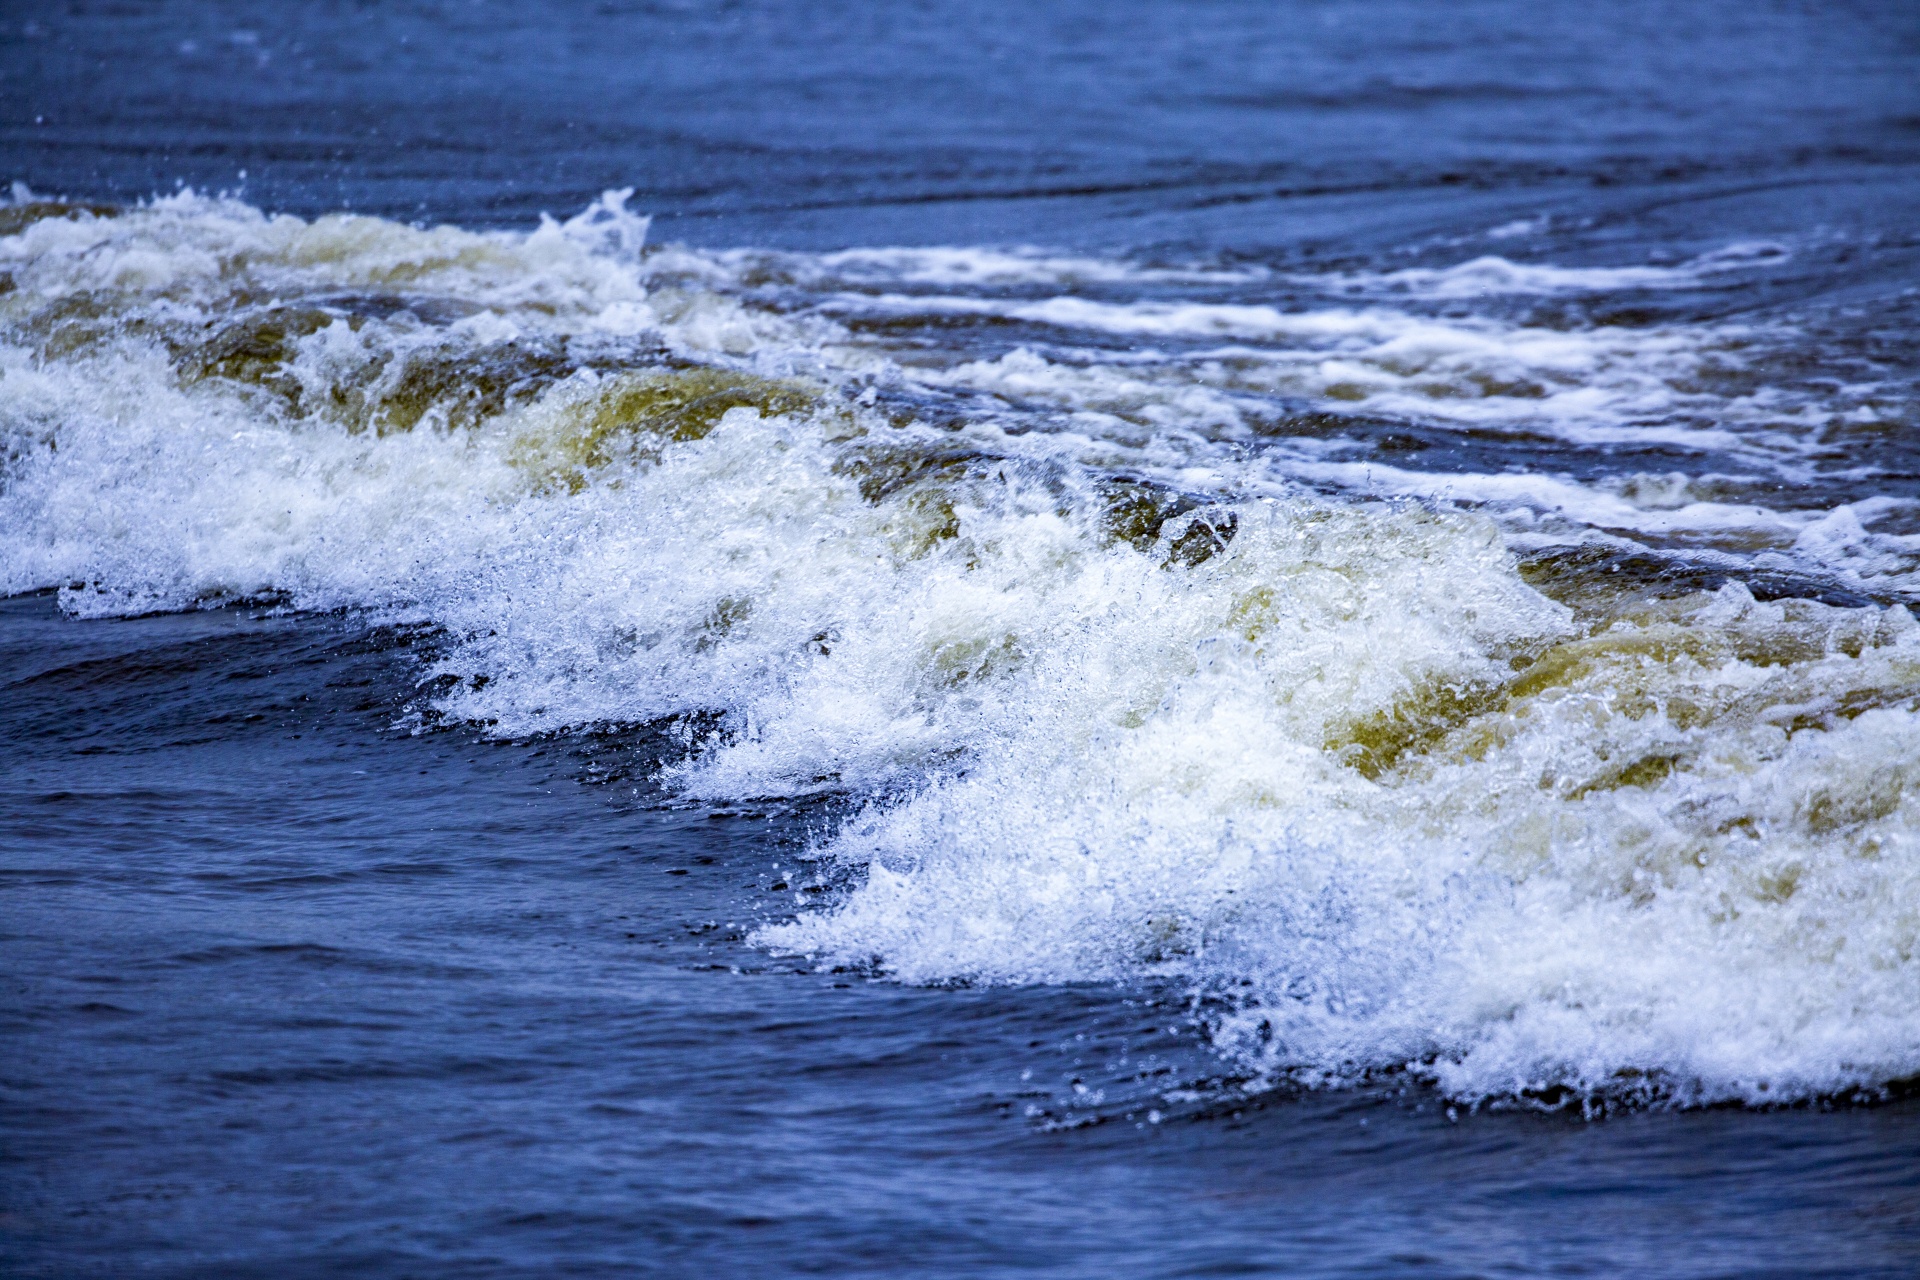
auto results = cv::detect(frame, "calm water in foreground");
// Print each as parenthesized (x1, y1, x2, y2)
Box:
(5, 2, 1920, 1275)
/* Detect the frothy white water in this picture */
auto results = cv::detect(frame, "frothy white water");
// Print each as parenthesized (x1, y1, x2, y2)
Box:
(5, 193, 1918, 1108)
(765, 573, 1920, 1106)
(691, 244, 1271, 289)
(1306, 242, 1791, 298)
(819, 291, 1873, 467)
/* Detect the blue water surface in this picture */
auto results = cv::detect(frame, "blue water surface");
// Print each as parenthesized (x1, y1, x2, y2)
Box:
(6, 2, 1920, 1275)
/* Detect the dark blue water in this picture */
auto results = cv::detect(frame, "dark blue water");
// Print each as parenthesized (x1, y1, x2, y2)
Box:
(10, 0, 1920, 251)
(8, 591, 1920, 1277)
(7, 2, 1920, 1275)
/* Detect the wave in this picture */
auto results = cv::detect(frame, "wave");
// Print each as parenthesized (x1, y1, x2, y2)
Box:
(1306, 242, 1792, 298)
(685, 244, 1271, 289)
(4, 191, 1918, 1108)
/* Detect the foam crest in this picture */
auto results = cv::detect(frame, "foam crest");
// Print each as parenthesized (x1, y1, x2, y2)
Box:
(765, 578, 1920, 1106)
(1278, 458, 1920, 595)
(921, 324, 1764, 448)
(836, 294, 1762, 445)
(1308, 242, 1790, 298)
(701, 245, 1267, 288)
(0, 189, 653, 316)
(823, 292, 1394, 338)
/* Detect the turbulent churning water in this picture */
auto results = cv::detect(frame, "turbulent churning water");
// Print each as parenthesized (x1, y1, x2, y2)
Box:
(7, 186, 1920, 1110)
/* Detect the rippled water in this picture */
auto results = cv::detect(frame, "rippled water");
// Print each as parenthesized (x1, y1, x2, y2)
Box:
(6, 2, 1920, 1275)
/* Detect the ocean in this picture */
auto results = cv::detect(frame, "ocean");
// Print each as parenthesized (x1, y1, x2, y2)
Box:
(5, 1, 1920, 1274)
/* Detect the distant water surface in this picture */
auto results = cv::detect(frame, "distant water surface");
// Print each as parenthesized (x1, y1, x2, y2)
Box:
(5, 2, 1920, 1276)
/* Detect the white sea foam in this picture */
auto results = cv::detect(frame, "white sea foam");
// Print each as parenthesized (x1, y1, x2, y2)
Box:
(914, 332, 1812, 470)
(829, 293, 1775, 446)
(1268, 456, 1920, 587)
(821, 291, 1391, 338)
(5, 194, 1917, 1108)
(700, 245, 1268, 288)
(1308, 242, 1790, 298)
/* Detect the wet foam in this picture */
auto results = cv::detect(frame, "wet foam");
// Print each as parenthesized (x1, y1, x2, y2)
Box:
(701, 245, 1268, 288)
(1307, 243, 1791, 298)
(764, 573, 1920, 1107)
(5, 193, 1919, 1109)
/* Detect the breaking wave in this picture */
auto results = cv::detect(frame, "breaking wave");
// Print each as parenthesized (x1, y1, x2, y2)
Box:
(5, 190, 1920, 1108)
